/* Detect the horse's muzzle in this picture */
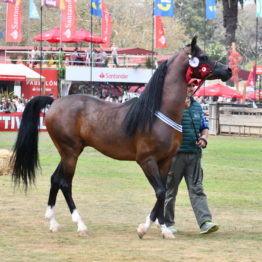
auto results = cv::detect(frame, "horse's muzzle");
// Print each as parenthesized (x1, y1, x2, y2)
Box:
(212, 63, 232, 82)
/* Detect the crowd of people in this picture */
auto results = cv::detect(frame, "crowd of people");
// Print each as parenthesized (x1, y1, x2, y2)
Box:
(0, 95, 27, 113)
(29, 46, 114, 68)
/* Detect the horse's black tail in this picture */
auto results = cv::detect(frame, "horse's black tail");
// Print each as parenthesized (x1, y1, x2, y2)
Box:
(11, 96, 54, 190)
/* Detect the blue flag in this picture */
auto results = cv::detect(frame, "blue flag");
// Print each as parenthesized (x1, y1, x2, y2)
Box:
(29, 0, 40, 19)
(257, 0, 262, 17)
(153, 0, 174, 17)
(91, 0, 103, 18)
(206, 0, 216, 20)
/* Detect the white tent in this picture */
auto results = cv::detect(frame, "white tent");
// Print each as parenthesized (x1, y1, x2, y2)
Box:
(0, 63, 45, 82)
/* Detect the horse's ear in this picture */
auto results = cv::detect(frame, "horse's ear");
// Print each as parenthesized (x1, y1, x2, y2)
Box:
(191, 36, 198, 56)
(191, 36, 197, 49)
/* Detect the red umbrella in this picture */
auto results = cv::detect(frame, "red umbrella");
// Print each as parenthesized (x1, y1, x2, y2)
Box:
(194, 83, 243, 99)
(63, 29, 105, 44)
(128, 86, 145, 94)
(245, 90, 262, 100)
(33, 27, 105, 44)
(33, 27, 60, 43)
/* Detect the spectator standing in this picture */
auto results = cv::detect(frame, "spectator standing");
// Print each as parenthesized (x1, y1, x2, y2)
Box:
(70, 47, 79, 65)
(100, 48, 107, 67)
(164, 79, 219, 235)
(16, 98, 25, 112)
(57, 47, 65, 68)
(30, 46, 40, 67)
(111, 43, 118, 67)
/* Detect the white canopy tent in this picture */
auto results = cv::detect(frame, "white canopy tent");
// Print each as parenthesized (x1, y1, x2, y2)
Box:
(0, 64, 45, 82)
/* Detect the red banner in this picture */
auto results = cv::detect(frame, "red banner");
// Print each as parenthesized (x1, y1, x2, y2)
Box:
(22, 69, 58, 99)
(6, 2, 23, 43)
(61, 0, 76, 42)
(101, 1, 112, 48)
(154, 16, 167, 48)
(0, 113, 47, 132)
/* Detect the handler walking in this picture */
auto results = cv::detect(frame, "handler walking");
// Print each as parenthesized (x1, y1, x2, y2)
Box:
(164, 79, 219, 234)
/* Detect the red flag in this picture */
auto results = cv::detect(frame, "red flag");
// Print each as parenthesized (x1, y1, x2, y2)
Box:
(154, 16, 167, 48)
(41, 0, 62, 8)
(101, 1, 112, 48)
(6, 2, 22, 43)
(246, 63, 257, 87)
(0, 0, 16, 3)
(61, 0, 76, 42)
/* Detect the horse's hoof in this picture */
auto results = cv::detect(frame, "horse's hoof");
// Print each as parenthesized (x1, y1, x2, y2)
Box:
(162, 231, 175, 239)
(50, 227, 60, 233)
(78, 230, 88, 237)
(137, 224, 146, 239)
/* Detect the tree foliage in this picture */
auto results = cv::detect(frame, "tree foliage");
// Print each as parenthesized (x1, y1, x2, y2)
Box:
(0, 0, 260, 67)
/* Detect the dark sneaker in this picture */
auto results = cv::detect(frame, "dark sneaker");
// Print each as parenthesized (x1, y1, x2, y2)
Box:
(200, 221, 219, 234)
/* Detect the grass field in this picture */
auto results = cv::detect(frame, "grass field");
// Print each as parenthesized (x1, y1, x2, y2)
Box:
(0, 132, 261, 262)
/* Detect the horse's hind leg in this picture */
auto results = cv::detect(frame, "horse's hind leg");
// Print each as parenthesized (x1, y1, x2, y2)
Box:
(45, 163, 63, 232)
(60, 154, 88, 236)
(45, 150, 88, 236)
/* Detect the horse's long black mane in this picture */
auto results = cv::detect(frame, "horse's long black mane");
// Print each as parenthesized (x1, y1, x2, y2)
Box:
(122, 60, 168, 137)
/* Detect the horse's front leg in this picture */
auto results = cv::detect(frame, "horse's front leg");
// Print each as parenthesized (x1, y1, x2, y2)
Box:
(137, 158, 175, 239)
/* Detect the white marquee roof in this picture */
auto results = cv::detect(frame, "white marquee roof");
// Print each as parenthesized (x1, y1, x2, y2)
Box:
(0, 63, 45, 81)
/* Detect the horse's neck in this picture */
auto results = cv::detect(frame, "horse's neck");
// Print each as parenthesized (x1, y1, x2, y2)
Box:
(160, 52, 189, 123)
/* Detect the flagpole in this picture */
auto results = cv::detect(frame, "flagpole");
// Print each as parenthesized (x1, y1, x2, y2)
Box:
(255, 16, 258, 102)
(203, 0, 206, 52)
(152, 1, 155, 74)
(90, 10, 93, 93)
(40, 5, 43, 95)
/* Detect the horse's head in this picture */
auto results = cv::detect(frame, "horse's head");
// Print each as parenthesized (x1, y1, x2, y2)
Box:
(185, 36, 232, 82)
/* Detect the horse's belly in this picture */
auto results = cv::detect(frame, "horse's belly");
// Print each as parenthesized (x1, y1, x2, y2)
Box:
(92, 141, 136, 161)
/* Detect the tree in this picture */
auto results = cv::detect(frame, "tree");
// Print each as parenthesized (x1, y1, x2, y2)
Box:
(222, 0, 239, 47)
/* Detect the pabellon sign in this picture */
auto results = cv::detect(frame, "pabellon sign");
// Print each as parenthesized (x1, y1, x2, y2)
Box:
(0, 113, 47, 132)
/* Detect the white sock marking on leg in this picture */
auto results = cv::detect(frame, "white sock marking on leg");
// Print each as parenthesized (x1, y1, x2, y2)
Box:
(45, 206, 60, 231)
(72, 209, 88, 232)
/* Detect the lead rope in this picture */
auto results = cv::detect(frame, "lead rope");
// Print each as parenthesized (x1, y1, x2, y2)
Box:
(188, 106, 202, 185)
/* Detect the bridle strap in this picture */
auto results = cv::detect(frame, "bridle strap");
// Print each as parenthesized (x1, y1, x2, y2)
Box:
(191, 61, 219, 96)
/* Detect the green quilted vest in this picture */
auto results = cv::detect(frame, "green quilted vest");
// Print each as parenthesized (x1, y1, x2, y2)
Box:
(179, 98, 202, 153)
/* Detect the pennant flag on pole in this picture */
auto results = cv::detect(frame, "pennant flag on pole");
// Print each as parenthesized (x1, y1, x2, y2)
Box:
(257, 0, 262, 17)
(6, 2, 22, 42)
(41, 0, 61, 9)
(153, 0, 174, 17)
(206, 0, 216, 19)
(29, 0, 40, 19)
(246, 63, 257, 87)
(0, 0, 16, 3)
(154, 16, 167, 48)
(60, 0, 65, 10)
(61, 0, 76, 41)
(91, 0, 103, 18)
(101, 1, 112, 48)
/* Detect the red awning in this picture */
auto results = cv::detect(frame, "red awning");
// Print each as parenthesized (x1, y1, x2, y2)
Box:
(0, 75, 26, 81)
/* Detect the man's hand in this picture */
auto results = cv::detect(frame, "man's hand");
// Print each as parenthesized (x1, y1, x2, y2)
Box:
(196, 137, 208, 148)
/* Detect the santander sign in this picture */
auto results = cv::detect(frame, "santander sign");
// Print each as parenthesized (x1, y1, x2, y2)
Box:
(99, 72, 128, 80)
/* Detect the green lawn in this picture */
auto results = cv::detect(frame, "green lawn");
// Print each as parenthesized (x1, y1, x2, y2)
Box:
(0, 132, 261, 262)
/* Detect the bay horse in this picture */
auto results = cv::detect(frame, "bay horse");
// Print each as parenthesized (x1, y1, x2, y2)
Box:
(11, 37, 232, 239)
